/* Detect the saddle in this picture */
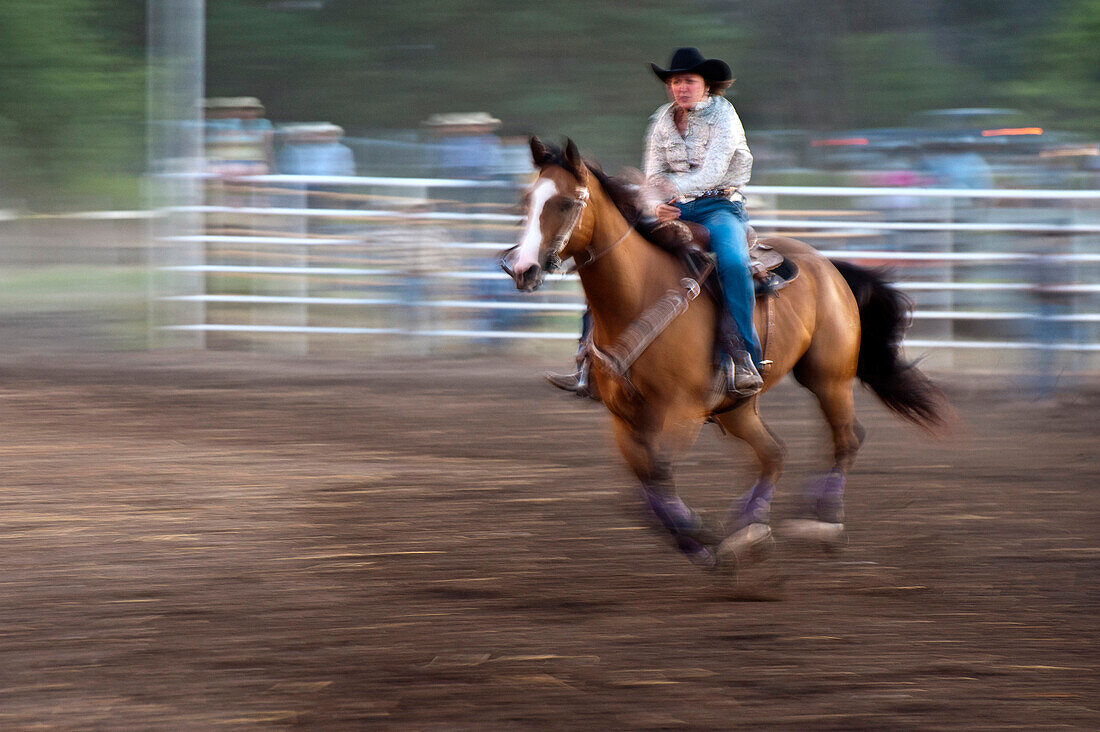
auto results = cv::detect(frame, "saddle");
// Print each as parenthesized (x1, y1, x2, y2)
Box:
(579, 215, 794, 407)
(643, 218, 798, 397)
(650, 220, 799, 296)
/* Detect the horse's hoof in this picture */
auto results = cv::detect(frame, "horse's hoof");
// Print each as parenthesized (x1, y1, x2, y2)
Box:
(683, 544, 718, 570)
(689, 520, 725, 549)
(779, 519, 847, 548)
(716, 523, 774, 570)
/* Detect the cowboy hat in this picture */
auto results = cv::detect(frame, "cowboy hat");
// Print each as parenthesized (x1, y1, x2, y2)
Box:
(650, 47, 732, 83)
(422, 112, 501, 128)
(204, 96, 265, 111)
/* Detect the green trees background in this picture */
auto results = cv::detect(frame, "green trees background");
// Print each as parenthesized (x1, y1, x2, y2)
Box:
(0, 1, 144, 205)
(1, 0, 1097, 205)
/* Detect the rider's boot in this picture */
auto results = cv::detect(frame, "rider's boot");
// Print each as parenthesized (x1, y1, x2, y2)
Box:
(547, 311, 597, 399)
(728, 350, 763, 397)
(715, 310, 763, 398)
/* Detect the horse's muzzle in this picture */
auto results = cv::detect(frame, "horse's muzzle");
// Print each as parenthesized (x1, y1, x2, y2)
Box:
(499, 246, 546, 292)
(513, 262, 545, 292)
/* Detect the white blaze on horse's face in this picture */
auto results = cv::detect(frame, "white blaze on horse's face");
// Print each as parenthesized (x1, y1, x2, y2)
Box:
(512, 177, 558, 278)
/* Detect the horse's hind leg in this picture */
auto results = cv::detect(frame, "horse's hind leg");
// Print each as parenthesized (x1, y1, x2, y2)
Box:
(791, 366, 864, 539)
(713, 404, 785, 566)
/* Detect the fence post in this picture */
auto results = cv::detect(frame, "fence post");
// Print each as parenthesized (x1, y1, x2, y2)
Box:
(146, 0, 205, 349)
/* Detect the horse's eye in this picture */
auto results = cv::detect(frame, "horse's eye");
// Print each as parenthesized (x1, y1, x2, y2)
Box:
(559, 199, 574, 212)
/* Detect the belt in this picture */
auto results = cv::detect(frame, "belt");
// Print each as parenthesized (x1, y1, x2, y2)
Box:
(679, 188, 741, 203)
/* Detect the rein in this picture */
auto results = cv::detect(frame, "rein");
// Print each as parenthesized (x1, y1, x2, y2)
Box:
(567, 215, 636, 273)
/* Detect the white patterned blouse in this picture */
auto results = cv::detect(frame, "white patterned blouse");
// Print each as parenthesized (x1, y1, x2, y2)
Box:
(642, 94, 753, 205)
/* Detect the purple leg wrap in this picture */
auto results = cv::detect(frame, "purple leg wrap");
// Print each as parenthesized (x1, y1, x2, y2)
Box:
(641, 485, 700, 535)
(676, 536, 717, 568)
(640, 485, 714, 566)
(805, 469, 845, 523)
(729, 478, 774, 531)
(807, 469, 845, 499)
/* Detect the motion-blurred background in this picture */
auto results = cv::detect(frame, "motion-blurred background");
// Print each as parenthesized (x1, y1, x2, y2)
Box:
(1, 1, 1097, 387)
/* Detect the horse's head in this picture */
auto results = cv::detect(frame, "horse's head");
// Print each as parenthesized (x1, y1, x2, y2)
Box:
(500, 137, 591, 292)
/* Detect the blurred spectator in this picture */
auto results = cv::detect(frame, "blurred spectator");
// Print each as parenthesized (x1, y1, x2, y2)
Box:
(422, 112, 518, 342)
(1029, 236, 1074, 399)
(203, 97, 275, 234)
(274, 123, 358, 236)
(203, 97, 274, 177)
(362, 197, 455, 352)
(858, 165, 931, 211)
(423, 112, 502, 180)
(919, 141, 993, 189)
(495, 135, 537, 182)
(277, 123, 356, 177)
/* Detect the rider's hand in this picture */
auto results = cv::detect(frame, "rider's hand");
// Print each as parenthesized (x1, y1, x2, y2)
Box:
(655, 202, 681, 222)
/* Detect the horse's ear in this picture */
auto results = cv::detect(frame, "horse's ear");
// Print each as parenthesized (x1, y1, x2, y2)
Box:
(564, 138, 587, 184)
(529, 136, 550, 166)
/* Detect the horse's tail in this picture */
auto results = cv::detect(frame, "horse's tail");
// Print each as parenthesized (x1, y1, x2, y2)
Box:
(831, 259, 949, 430)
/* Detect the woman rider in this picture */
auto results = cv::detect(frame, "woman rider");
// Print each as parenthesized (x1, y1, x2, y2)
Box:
(548, 47, 764, 397)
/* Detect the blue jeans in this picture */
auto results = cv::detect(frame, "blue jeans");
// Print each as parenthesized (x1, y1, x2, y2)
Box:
(677, 197, 762, 366)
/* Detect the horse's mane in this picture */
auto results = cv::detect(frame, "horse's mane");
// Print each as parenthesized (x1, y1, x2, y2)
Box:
(587, 165, 644, 227)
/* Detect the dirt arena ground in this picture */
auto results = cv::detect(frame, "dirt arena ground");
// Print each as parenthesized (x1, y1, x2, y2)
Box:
(0, 349, 1096, 729)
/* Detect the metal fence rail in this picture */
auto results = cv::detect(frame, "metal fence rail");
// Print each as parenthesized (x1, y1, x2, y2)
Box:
(151, 174, 1100, 369)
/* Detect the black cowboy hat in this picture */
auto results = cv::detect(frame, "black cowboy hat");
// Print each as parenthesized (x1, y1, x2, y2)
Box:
(650, 47, 732, 84)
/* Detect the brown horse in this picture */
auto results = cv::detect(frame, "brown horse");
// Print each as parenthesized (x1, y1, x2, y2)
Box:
(502, 138, 947, 570)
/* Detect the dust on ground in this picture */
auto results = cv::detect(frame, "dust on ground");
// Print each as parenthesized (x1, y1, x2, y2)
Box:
(0, 351, 1096, 729)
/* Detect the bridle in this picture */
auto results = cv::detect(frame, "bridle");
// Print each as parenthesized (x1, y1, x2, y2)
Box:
(547, 184, 635, 275)
(544, 186, 589, 274)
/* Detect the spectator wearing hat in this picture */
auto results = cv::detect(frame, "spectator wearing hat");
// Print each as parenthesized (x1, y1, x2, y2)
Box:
(275, 123, 358, 235)
(203, 97, 274, 177)
(201, 97, 275, 233)
(278, 123, 355, 177)
(423, 112, 519, 339)
(424, 112, 503, 180)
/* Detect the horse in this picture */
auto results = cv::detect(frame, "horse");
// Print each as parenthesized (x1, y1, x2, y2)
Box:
(501, 137, 948, 571)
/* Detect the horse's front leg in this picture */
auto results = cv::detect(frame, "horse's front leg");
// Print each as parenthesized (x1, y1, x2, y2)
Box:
(611, 416, 716, 568)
